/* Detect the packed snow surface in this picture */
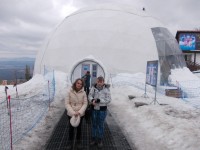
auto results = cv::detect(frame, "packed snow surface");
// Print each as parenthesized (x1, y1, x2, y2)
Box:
(0, 69, 200, 150)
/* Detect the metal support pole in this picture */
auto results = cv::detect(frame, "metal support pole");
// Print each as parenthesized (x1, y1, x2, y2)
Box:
(150, 85, 159, 105)
(154, 85, 158, 104)
(142, 83, 149, 98)
(194, 52, 196, 67)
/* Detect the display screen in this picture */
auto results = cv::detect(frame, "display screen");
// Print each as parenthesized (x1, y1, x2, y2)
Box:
(178, 33, 200, 51)
(146, 60, 158, 87)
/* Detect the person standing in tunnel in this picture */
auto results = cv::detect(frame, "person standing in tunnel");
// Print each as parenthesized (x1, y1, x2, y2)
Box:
(82, 71, 91, 97)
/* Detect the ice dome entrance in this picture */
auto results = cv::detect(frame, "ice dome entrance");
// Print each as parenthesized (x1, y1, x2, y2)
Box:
(71, 59, 105, 86)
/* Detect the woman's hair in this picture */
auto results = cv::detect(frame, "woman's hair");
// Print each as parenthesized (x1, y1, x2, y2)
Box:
(72, 78, 85, 91)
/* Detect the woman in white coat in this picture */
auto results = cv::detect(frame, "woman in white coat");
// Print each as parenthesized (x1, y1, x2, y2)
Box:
(65, 78, 88, 149)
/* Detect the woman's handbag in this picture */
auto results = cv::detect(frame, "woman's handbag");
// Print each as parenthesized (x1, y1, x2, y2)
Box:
(70, 115, 80, 127)
(84, 104, 92, 123)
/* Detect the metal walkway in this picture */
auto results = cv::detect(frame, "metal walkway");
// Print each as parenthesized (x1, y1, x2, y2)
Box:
(45, 110, 134, 150)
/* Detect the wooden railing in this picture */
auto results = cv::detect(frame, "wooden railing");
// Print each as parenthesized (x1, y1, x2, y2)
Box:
(186, 60, 200, 71)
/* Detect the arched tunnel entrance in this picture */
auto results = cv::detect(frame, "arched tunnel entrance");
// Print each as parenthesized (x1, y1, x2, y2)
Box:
(71, 59, 105, 86)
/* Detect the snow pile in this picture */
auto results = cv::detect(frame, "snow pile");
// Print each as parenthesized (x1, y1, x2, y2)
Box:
(169, 67, 199, 83)
(112, 72, 146, 84)
(0, 74, 46, 103)
(12, 72, 68, 150)
(111, 72, 151, 91)
(110, 74, 200, 150)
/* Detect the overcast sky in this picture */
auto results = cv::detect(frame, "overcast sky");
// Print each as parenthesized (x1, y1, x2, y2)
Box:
(0, 0, 200, 58)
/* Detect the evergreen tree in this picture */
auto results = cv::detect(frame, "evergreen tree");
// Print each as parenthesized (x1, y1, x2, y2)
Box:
(25, 65, 30, 81)
(194, 27, 200, 31)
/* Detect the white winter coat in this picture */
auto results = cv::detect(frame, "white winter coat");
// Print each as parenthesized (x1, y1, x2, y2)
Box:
(65, 88, 88, 117)
(88, 84, 111, 106)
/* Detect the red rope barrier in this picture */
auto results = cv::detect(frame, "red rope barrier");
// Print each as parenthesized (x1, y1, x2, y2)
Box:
(8, 95, 13, 150)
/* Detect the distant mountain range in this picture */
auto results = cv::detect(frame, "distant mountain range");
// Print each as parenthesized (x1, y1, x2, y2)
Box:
(0, 57, 35, 81)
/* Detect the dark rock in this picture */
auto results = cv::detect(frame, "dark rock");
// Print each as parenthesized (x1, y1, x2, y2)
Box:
(128, 95, 136, 100)
(134, 102, 148, 107)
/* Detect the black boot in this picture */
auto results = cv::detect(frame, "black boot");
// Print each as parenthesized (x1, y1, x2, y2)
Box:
(66, 141, 72, 150)
(97, 139, 103, 148)
(77, 141, 82, 149)
(90, 137, 96, 146)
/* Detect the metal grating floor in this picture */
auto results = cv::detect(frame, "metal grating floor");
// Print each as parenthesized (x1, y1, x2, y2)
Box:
(45, 110, 134, 150)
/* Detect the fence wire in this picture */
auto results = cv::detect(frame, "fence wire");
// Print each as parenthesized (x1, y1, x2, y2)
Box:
(109, 73, 200, 108)
(0, 66, 55, 150)
(110, 73, 160, 95)
(0, 100, 11, 150)
(177, 80, 200, 98)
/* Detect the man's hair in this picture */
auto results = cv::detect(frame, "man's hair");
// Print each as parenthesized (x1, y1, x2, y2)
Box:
(97, 76, 104, 81)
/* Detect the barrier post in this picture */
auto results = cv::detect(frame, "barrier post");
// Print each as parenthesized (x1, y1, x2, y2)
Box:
(48, 80, 50, 108)
(14, 82, 19, 98)
(5, 86, 8, 108)
(8, 95, 13, 150)
(110, 74, 113, 88)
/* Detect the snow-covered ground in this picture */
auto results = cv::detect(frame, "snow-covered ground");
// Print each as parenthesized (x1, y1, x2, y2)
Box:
(110, 85, 200, 150)
(1, 69, 200, 150)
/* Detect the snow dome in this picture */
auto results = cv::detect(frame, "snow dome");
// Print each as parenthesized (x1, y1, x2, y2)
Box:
(34, 4, 186, 85)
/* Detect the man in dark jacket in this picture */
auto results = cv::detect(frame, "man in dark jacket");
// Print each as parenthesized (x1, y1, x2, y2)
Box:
(88, 76, 111, 148)
(82, 71, 91, 97)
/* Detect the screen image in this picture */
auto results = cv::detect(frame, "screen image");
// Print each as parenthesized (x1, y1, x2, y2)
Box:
(179, 34, 196, 51)
(146, 60, 158, 87)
